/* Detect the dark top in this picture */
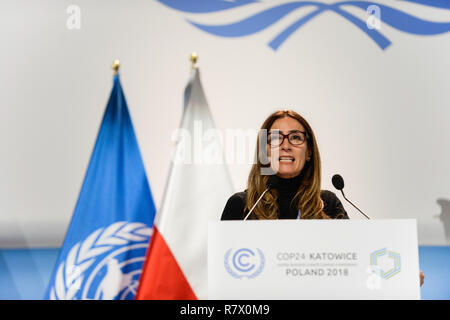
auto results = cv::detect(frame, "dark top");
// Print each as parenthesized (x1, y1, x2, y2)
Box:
(221, 174, 349, 220)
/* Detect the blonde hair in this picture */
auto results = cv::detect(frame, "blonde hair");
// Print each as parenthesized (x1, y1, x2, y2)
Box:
(245, 110, 327, 219)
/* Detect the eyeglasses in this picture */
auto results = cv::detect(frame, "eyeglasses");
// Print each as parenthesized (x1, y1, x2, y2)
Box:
(267, 130, 308, 147)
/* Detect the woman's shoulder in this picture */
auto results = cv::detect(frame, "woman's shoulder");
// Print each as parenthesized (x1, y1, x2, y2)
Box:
(320, 190, 349, 219)
(228, 191, 247, 202)
(320, 189, 338, 201)
(220, 191, 247, 220)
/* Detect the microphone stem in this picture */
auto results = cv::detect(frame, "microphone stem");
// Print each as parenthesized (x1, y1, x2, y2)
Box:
(244, 187, 270, 220)
(340, 189, 370, 220)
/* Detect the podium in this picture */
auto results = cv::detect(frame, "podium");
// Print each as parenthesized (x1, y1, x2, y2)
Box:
(208, 220, 420, 300)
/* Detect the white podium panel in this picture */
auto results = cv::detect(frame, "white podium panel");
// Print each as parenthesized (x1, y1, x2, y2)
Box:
(208, 220, 420, 300)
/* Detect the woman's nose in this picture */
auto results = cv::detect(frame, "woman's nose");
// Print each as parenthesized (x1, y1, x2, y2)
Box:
(281, 137, 291, 150)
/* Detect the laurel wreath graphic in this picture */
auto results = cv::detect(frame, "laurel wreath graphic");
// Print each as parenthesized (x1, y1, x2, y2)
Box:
(224, 249, 241, 279)
(248, 249, 265, 279)
(224, 248, 265, 279)
(49, 221, 152, 300)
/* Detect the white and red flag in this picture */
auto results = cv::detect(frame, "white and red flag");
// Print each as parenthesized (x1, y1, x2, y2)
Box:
(136, 67, 234, 299)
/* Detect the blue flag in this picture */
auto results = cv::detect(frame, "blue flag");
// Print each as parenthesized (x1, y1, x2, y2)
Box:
(44, 74, 156, 300)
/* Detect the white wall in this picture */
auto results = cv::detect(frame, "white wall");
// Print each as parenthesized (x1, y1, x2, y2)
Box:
(1, 0, 449, 247)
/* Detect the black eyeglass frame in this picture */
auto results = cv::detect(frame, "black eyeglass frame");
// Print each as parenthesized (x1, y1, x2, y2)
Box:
(267, 130, 310, 147)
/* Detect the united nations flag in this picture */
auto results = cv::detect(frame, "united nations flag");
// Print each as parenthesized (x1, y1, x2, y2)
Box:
(44, 68, 156, 300)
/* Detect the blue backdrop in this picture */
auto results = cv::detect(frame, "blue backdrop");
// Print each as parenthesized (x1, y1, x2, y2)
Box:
(0, 246, 448, 300)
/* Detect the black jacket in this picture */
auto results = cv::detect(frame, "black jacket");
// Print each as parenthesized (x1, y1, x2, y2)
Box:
(221, 190, 349, 220)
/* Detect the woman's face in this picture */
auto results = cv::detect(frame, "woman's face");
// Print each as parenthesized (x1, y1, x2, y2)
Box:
(267, 117, 311, 179)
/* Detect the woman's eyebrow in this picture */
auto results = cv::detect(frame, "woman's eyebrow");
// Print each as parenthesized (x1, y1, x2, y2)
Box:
(269, 129, 302, 134)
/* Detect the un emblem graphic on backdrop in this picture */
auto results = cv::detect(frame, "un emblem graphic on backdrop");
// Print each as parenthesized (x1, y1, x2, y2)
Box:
(49, 222, 151, 300)
(224, 248, 265, 279)
(158, 0, 450, 50)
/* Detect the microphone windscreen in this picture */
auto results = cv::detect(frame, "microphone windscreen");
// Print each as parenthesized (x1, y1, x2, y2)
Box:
(332, 174, 345, 190)
(267, 175, 280, 189)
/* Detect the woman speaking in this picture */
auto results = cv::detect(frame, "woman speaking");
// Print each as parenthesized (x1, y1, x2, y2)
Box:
(220, 109, 425, 287)
(221, 109, 347, 220)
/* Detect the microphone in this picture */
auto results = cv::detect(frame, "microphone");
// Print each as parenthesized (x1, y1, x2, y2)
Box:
(244, 175, 279, 220)
(331, 174, 370, 219)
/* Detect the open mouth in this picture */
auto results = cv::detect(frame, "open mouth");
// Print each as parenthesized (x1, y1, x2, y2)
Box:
(279, 156, 295, 162)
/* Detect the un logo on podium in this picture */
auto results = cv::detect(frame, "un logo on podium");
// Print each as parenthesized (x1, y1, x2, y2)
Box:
(224, 248, 265, 279)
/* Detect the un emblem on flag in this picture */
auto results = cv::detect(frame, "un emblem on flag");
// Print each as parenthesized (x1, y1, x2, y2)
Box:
(49, 222, 151, 300)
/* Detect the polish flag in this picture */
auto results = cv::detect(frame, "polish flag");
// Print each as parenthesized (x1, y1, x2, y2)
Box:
(135, 67, 234, 299)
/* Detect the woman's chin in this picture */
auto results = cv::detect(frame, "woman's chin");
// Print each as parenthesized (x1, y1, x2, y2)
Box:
(276, 170, 299, 179)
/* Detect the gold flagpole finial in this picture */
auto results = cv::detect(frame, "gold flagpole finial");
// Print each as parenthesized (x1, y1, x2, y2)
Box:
(112, 60, 120, 75)
(190, 53, 198, 69)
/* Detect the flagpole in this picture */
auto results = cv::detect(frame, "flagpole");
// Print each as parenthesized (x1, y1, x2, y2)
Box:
(190, 53, 198, 70)
(112, 59, 120, 75)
